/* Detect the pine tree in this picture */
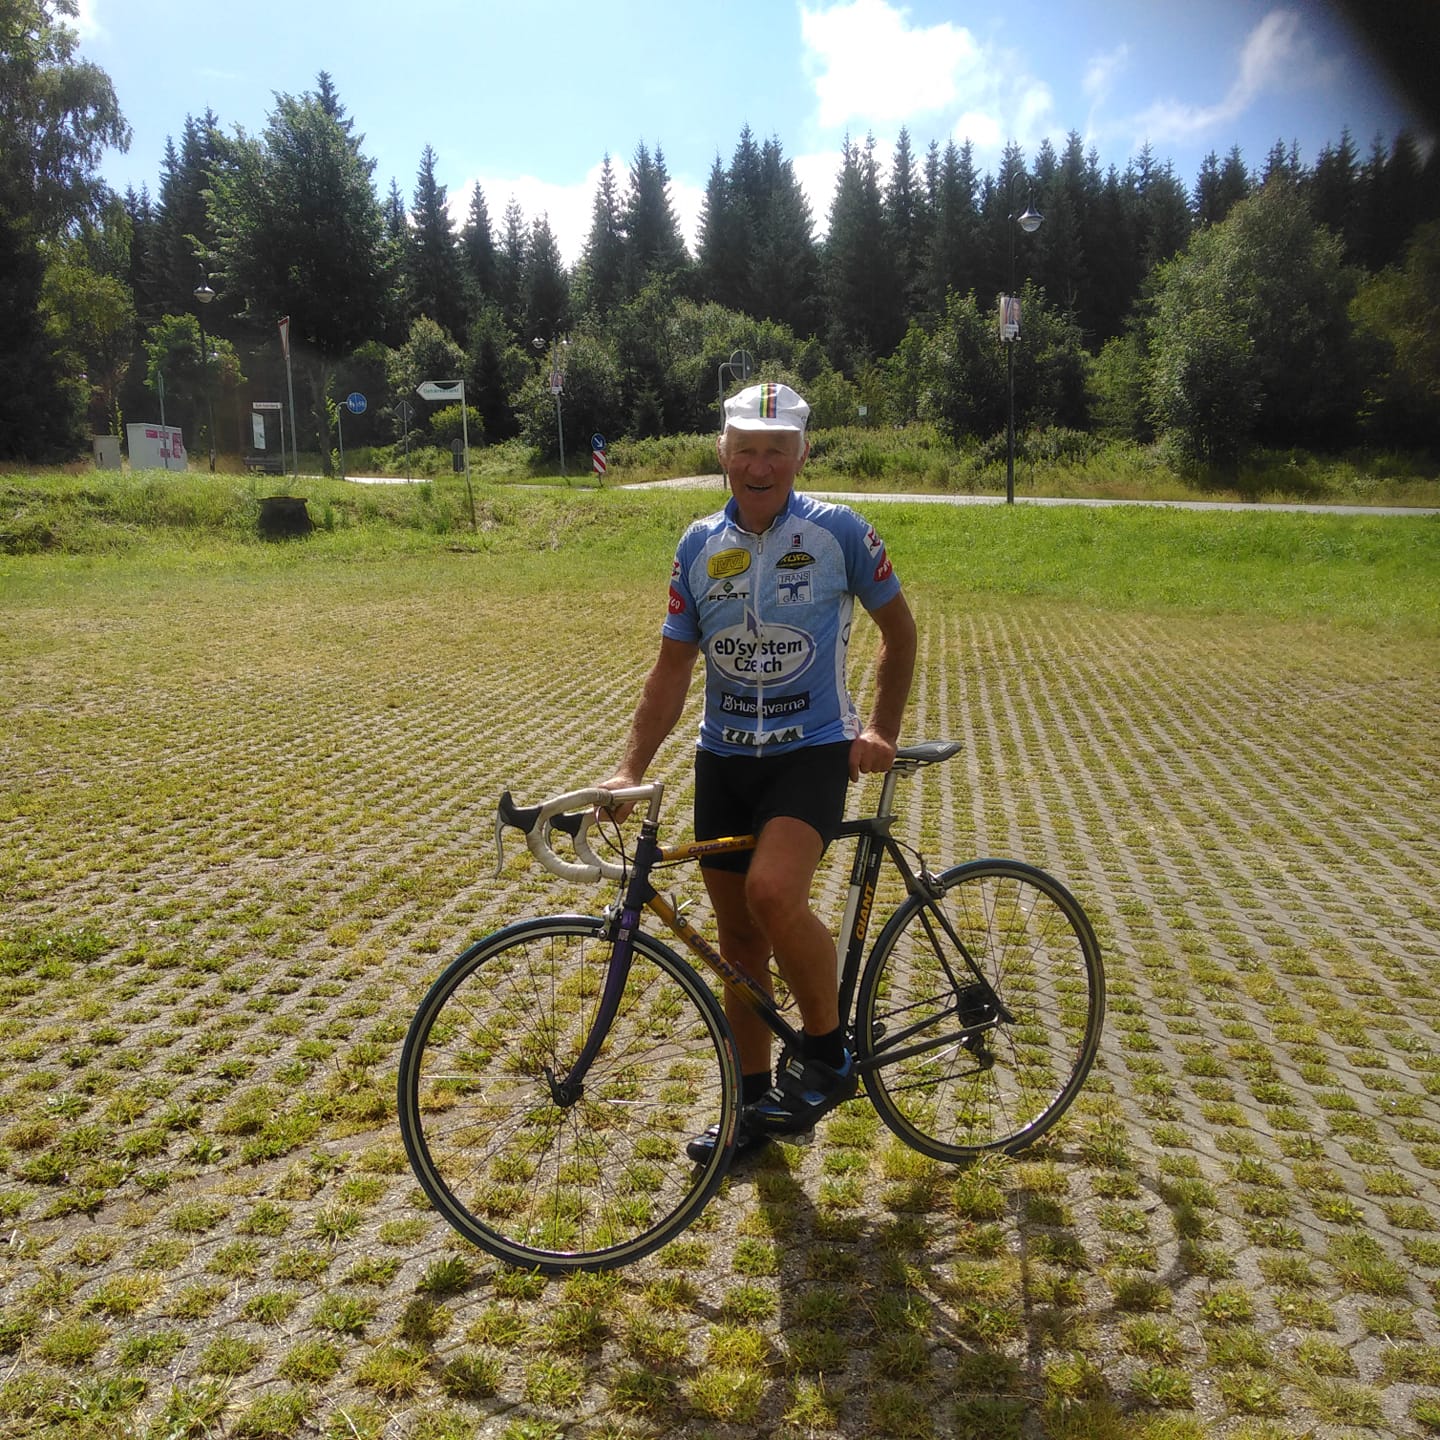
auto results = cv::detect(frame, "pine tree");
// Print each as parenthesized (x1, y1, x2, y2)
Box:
(496, 197, 529, 335)
(1029, 136, 1088, 325)
(153, 112, 229, 311)
(885, 128, 928, 318)
(524, 213, 569, 342)
(621, 142, 689, 299)
(753, 135, 820, 336)
(207, 74, 390, 462)
(460, 182, 498, 309)
(123, 184, 162, 325)
(696, 153, 752, 314)
(925, 139, 980, 315)
(1310, 129, 1362, 260)
(1262, 139, 1304, 188)
(824, 134, 901, 370)
(1194, 145, 1250, 228)
(406, 145, 466, 341)
(578, 154, 626, 317)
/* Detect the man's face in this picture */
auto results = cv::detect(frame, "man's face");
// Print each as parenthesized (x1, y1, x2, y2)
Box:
(719, 428, 808, 533)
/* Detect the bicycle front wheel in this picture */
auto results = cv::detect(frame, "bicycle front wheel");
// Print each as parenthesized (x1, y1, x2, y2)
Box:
(398, 916, 739, 1273)
(856, 860, 1104, 1162)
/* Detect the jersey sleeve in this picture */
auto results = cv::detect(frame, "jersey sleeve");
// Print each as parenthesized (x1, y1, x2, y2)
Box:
(844, 510, 903, 612)
(660, 531, 701, 643)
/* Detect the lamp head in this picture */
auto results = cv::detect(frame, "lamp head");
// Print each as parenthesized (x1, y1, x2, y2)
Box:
(1017, 206, 1043, 235)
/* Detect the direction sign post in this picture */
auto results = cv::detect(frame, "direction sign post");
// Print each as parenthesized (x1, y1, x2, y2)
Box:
(417, 379, 474, 530)
(717, 348, 756, 427)
(279, 317, 299, 476)
(591, 433, 607, 485)
(395, 399, 415, 482)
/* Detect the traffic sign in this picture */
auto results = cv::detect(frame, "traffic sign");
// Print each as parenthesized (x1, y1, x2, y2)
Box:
(418, 380, 463, 401)
(590, 432, 606, 451)
(253, 401, 282, 410)
(345, 392, 367, 414)
(395, 400, 414, 427)
(730, 349, 753, 380)
(593, 449, 607, 478)
(549, 372, 564, 396)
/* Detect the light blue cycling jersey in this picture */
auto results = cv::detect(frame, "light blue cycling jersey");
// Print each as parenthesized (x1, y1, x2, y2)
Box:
(662, 490, 902, 757)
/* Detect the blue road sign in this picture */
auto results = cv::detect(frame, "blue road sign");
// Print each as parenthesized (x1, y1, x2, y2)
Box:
(345, 392, 367, 414)
(591, 432, 606, 451)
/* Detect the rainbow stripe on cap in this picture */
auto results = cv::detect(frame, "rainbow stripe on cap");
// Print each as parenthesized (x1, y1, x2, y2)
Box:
(759, 383, 778, 418)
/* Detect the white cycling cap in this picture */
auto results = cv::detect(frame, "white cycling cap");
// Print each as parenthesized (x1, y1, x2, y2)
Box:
(723, 382, 810, 433)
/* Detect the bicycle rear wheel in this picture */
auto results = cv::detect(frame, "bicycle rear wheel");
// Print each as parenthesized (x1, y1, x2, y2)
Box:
(398, 915, 739, 1273)
(856, 860, 1104, 1162)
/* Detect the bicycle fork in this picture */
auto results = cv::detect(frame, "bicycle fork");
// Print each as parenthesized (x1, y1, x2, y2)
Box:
(542, 824, 666, 1107)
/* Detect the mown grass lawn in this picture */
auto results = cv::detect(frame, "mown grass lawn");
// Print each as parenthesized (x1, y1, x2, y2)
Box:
(1, 484, 1438, 1439)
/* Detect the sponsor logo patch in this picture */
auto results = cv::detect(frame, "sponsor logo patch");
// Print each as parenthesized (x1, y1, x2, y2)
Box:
(708, 622, 816, 683)
(668, 585, 686, 615)
(707, 547, 751, 579)
(776, 550, 815, 569)
(719, 691, 811, 718)
(705, 579, 750, 603)
(722, 725, 806, 747)
(776, 573, 812, 605)
(873, 554, 893, 583)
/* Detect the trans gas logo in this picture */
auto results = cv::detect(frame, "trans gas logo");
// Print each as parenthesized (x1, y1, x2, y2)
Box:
(707, 623, 816, 683)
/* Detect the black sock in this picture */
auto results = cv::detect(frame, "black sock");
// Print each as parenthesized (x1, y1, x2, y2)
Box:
(742, 1071, 771, 1106)
(802, 1026, 846, 1070)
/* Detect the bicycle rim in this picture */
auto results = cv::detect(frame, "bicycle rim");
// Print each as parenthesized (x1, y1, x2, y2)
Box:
(398, 916, 739, 1272)
(857, 860, 1104, 1161)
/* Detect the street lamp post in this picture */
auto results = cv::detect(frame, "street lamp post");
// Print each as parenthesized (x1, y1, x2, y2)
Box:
(1003, 191, 1043, 505)
(193, 268, 217, 473)
(533, 335, 568, 474)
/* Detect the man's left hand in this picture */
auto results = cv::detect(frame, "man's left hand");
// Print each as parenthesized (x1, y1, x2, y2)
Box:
(849, 729, 897, 781)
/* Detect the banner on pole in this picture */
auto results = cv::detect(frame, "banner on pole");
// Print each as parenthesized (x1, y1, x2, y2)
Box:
(999, 296, 1021, 341)
(278, 316, 290, 359)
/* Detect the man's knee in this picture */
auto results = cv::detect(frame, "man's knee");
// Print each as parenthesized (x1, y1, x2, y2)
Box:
(744, 867, 811, 931)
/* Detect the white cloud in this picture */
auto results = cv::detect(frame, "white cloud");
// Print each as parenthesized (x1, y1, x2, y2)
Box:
(793, 147, 846, 226)
(800, 0, 985, 129)
(799, 0, 1061, 176)
(1083, 45, 1129, 104)
(72, 0, 103, 40)
(1129, 8, 1333, 146)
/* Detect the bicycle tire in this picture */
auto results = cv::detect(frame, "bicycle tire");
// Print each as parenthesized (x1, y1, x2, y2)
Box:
(398, 915, 740, 1273)
(855, 859, 1104, 1161)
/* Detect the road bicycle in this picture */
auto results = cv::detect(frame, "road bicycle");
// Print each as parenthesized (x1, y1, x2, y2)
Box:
(398, 739, 1104, 1273)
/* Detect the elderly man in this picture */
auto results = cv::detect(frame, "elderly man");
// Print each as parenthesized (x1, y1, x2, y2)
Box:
(602, 381, 917, 1160)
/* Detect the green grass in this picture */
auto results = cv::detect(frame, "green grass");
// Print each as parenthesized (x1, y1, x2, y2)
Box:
(4, 471, 1436, 637)
(0, 481, 1436, 1439)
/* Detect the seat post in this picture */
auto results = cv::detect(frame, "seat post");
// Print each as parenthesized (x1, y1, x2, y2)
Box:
(875, 765, 903, 819)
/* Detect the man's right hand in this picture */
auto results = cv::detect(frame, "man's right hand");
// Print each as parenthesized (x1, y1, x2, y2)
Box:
(595, 774, 639, 824)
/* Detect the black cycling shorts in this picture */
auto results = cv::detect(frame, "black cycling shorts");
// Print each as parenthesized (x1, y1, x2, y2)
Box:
(694, 741, 852, 874)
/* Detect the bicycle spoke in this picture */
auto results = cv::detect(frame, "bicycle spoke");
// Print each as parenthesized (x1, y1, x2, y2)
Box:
(857, 860, 1103, 1160)
(399, 918, 737, 1272)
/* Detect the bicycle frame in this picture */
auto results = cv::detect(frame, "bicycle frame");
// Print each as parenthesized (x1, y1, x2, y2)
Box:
(549, 759, 1006, 1105)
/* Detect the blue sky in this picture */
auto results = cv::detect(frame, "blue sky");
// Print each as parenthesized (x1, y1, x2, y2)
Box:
(80, 0, 1425, 265)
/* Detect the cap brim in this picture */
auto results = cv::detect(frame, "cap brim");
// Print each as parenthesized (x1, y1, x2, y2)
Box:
(724, 416, 806, 432)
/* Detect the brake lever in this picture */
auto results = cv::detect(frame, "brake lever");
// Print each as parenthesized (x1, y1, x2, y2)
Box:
(494, 790, 544, 878)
